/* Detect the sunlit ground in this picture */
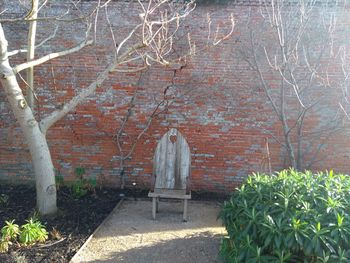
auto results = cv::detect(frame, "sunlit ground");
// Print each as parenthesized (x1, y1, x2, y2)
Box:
(71, 200, 226, 263)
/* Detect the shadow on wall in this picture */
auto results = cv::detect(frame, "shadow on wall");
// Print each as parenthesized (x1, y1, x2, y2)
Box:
(91, 231, 224, 263)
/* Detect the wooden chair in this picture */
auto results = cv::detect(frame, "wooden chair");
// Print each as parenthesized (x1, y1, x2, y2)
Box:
(148, 128, 191, 221)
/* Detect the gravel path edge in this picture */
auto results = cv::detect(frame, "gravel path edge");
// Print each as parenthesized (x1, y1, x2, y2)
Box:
(69, 198, 125, 263)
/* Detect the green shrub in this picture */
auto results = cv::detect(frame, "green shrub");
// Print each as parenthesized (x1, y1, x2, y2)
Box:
(1, 220, 20, 241)
(71, 178, 97, 198)
(71, 167, 96, 198)
(19, 218, 48, 245)
(0, 217, 48, 253)
(219, 169, 350, 263)
(0, 220, 19, 253)
(71, 179, 88, 198)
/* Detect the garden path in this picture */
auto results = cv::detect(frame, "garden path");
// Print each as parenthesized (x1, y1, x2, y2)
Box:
(70, 200, 225, 263)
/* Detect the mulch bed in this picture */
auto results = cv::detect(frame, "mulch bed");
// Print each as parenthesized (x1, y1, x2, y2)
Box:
(0, 184, 125, 263)
(0, 184, 227, 263)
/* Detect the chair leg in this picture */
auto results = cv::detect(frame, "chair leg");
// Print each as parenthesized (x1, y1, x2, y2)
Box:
(183, 199, 188, 222)
(156, 197, 159, 213)
(152, 197, 156, 220)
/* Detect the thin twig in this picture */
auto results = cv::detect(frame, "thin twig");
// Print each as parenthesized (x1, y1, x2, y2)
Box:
(34, 237, 67, 249)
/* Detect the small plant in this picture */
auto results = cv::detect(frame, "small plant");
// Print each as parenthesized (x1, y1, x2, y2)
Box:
(85, 178, 97, 195)
(29, 210, 41, 222)
(0, 238, 9, 253)
(0, 220, 20, 253)
(71, 167, 97, 198)
(71, 180, 88, 198)
(19, 218, 48, 245)
(75, 167, 86, 179)
(219, 169, 350, 263)
(0, 217, 49, 252)
(0, 194, 9, 205)
(1, 220, 20, 241)
(50, 227, 62, 240)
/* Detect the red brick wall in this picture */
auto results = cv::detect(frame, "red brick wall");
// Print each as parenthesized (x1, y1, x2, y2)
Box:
(1, 1, 350, 192)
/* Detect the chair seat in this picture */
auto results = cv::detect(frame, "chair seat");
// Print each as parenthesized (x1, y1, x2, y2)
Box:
(148, 189, 191, 199)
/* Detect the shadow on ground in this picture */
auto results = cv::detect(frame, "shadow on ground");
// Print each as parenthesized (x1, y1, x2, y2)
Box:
(95, 200, 224, 238)
(92, 231, 223, 263)
(71, 200, 226, 263)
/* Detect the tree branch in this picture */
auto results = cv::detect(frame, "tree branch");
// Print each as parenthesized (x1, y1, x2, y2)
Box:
(39, 40, 149, 133)
(39, 60, 112, 133)
(7, 25, 59, 57)
(13, 40, 93, 74)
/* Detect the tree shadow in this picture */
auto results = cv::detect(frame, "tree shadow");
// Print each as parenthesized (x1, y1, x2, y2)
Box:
(95, 200, 224, 238)
(91, 231, 224, 263)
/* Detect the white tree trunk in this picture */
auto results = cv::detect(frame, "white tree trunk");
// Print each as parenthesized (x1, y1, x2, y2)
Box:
(0, 0, 206, 215)
(26, 0, 39, 109)
(0, 24, 57, 215)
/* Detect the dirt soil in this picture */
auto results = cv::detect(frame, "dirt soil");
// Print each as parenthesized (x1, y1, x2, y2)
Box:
(0, 184, 122, 263)
(71, 200, 226, 263)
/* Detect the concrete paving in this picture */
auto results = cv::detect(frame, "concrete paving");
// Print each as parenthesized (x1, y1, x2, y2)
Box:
(70, 199, 226, 263)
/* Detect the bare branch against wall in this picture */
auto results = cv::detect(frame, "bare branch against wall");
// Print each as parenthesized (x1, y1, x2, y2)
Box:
(0, 0, 234, 214)
(239, 0, 348, 170)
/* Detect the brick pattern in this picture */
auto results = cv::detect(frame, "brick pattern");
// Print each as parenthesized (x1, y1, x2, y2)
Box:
(1, 1, 350, 192)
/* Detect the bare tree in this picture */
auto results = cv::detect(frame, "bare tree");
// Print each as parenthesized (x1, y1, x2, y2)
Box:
(112, 66, 197, 189)
(113, 71, 172, 190)
(337, 40, 350, 120)
(237, 0, 347, 170)
(0, 0, 234, 215)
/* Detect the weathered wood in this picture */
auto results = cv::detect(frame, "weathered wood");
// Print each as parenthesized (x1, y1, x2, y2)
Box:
(156, 197, 159, 213)
(148, 191, 191, 199)
(152, 197, 156, 220)
(154, 189, 187, 195)
(153, 128, 191, 190)
(183, 199, 188, 222)
(149, 128, 191, 221)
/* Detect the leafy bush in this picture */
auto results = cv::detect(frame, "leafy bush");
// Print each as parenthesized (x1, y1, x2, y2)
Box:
(71, 178, 97, 198)
(0, 217, 48, 252)
(71, 179, 88, 198)
(19, 218, 48, 245)
(0, 220, 20, 253)
(1, 220, 20, 241)
(219, 169, 350, 263)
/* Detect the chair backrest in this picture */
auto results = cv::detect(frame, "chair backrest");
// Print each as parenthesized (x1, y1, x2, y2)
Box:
(153, 128, 191, 190)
